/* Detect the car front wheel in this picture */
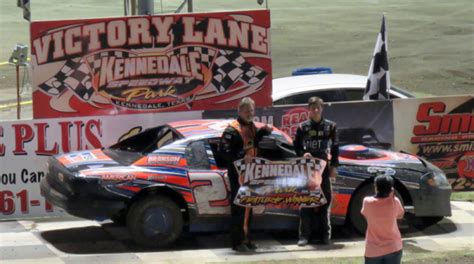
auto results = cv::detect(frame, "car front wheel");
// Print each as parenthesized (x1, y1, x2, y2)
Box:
(127, 196, 183, 247)
(349, 183, 404, 235)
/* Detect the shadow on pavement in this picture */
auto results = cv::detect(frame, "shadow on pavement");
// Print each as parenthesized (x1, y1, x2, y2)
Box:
(400, 217, 457, 238)
(39, 217, 457, 255)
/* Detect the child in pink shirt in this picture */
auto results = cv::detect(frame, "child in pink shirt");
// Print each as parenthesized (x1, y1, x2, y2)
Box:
(361, 175, 404, 264)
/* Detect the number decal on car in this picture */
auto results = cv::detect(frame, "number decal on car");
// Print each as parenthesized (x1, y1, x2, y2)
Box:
(188, 171, 230, 215)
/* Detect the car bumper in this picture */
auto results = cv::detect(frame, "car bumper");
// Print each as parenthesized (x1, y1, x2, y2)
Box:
(409, 186, 452, 217)
(40, 158, 127, 220)
(41, 177, 126, 220)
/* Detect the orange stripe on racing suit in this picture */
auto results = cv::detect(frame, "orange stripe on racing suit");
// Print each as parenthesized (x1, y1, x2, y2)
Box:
(230, 120, 257, 158)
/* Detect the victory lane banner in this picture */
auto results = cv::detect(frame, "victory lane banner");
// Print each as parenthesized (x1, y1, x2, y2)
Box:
(234, 157, 327, 209)
(31, 10, 272, 118)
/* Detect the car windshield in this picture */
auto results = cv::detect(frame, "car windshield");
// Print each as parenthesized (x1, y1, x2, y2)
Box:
(104, 125, 180, 165)
(390, 85, 415, 98)
(340, 147, 386, 160)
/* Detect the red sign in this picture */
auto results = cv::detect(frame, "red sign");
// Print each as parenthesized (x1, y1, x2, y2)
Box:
(412, 101, 474, 143)
(31, 10, 272, 118)
(280, 107, 308, 138)
(393, 96, 474, 191)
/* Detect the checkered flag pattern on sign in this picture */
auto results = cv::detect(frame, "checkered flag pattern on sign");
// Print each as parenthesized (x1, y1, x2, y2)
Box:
(292, 158, 313, 165)
(172, 46, 216, 68)
(238, 186, 252, 197)
(86, 50, 133, 75)
(38, 58, 94, 101)
(209, 50, 267, 93)
(234, 158, 267, 176)
(39, 50, 134, 101)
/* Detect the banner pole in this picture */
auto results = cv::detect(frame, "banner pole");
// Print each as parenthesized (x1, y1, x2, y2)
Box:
(131, 0, 136, 15)
(138, 0, 154, 15)
(16, 65, 21, 120)
(188, 0, 193, 13)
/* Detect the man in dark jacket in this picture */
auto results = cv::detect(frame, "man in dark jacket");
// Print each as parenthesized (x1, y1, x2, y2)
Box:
(221, 97, 272, 252)
(294, 96, 339, 246)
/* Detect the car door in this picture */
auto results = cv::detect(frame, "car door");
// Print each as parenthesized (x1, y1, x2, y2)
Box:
(185, 139, 231, 216)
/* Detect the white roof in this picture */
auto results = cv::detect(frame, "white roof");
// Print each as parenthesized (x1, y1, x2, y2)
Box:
(272, 74, 367, 101)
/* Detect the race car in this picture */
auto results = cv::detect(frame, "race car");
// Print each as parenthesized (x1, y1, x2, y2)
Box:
(41, 119, 452, 247)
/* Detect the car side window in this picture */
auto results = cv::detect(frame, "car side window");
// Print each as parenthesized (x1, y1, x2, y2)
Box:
(156, 130, 176, 149)
(185, 140, 211, 170)
(343, 89, 366, 101)
(208, 138, 228, 169)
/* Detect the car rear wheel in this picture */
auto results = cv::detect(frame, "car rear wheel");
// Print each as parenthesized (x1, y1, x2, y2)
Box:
(126, 196, 183, 247)
(349, 183, 404, 235)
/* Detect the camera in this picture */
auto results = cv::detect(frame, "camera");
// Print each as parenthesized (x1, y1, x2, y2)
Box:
(9, 44, 29, 66)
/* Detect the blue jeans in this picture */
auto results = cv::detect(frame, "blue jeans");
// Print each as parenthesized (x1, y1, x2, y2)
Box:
(365, 250, 403, 264)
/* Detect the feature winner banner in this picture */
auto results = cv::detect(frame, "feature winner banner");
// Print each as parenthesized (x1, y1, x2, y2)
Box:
(30, 10, 271, 118)
(234, 157, 327, 209)
(393, 95, 474, 191)
(0, 111, 201, 219)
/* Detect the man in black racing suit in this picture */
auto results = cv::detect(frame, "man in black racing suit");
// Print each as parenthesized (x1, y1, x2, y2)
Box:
(220, 97, 272, 253)
(293, 96, 339, 246)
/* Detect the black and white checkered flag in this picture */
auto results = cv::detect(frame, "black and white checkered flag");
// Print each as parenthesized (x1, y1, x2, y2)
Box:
(172, 46, 216, 68)
(209, 50, 267, 93)
(39, 50, 133, 101)
(363, 15, 391, 100)
(38, 58, 94, 101)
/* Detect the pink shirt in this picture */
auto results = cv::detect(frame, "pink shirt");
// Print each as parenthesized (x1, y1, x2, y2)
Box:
(361, 195, 404, 257)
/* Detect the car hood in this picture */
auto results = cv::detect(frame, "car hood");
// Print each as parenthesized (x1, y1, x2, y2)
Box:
(339, 146, 427, 173)
(340, 158, 427, 173)
(55, 149, 120, 174)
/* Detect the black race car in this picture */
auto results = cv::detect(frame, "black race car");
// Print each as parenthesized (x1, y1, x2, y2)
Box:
(41, 119, 452, 247)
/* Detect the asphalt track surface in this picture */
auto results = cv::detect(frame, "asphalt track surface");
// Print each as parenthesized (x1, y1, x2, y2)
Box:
(1, 201, 472, 264)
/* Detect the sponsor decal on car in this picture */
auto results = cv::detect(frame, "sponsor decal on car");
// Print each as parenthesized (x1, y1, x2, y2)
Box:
(367, 167, 396, 176)
(101, 174, 136, 181)
(148, 154, 181, 165)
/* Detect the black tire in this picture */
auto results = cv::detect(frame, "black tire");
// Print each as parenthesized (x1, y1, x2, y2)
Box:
(126, 196, 183, 248)
(349, 184, 404, 235)
(110, 211, 126, 226)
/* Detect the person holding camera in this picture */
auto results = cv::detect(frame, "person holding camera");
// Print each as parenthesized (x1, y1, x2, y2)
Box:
(361, 175, 405, 264)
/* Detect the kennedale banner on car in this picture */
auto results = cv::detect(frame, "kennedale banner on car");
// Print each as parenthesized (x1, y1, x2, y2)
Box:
(233, 157, 327, 209)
